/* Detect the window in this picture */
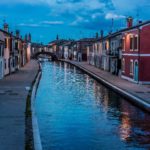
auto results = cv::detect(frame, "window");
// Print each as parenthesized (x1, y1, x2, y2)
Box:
(4, 38, 7, 48)
(134, 36, 138, 50)
(15, 41, 18, 50)
(0, 45, 3, 57)
(111, 42, 114, 49)
(122, 38, 125, 51)
(10, 38, 13, 51)
(13, 59, 15, 67)
(1, 45, 4, 57)
(97, 43, 100, 52)
(0, 45, 4, 56)
(105, 42, 107, 50)
(130, 36, 133, 50)
(122, 58, 125, 72)
(8, 59, 10, 68)
(130, 59, 133, 75)
(5, 59, 6, 69)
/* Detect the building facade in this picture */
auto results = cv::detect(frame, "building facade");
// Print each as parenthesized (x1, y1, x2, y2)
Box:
(122, 21, 150, 84)
(0, 22, 32, 79)
(109, 33, 122, 76)
(76, 38, 96, 62)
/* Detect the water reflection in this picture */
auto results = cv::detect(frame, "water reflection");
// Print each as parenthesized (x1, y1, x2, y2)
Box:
(35, 61, 150, 150)
(119, 114, 131, 141)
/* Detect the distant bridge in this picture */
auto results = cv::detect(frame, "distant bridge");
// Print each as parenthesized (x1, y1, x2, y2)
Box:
(32, 51, 58, 61)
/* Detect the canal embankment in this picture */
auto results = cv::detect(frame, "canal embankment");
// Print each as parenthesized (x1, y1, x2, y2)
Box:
(0, 60, 39, 150)
(61, 60, 150, 113)
(31, 70, 42, 150)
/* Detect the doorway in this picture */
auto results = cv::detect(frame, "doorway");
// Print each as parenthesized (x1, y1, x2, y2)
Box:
(134, 60, 138, 82)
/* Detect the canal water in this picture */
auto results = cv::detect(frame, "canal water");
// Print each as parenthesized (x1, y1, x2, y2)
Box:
(35, 61, 150, 150)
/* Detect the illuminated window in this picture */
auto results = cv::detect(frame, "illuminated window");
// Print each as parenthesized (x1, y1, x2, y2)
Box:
(130, 36, 133, 50)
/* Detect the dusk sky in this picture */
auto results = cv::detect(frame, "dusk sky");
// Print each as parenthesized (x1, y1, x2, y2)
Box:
(0, 0, 149, 44)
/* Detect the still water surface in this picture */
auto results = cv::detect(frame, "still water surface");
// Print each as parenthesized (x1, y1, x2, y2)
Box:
(35, 61, 150, 150)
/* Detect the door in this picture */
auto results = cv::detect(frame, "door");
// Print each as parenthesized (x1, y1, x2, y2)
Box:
(0, 61, 2, 79)
(134, 61, 138, 82)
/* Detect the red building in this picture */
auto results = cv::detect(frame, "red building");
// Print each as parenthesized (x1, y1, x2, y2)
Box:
(122, 19, 150, 84)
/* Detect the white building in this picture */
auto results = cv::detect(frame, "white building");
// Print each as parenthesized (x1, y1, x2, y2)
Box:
(0, 31, 5, 79)
(3, 24, 11, 76)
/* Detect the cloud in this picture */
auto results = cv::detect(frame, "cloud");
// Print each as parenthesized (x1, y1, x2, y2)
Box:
(70, 16, 89, 26)
(105, 12, 125, 19)
(0, 0, 107, 13)
(0, 0, 149, 17)
(111, 0, 150, 13)
(41, 21, 64, 25)
(18, 23, 40, 27)
(92, 13, 102, 19)
(18, 20, 64, 27)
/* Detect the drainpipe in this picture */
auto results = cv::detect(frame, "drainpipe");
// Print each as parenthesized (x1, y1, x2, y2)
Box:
(138, 27, 141, 84)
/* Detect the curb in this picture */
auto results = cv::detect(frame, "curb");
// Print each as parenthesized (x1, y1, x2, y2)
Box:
(31, 71, 43, 150)
(61, 60, 150, 113)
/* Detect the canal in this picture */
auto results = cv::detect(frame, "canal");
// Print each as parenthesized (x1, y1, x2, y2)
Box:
(35, 61, 150, 150)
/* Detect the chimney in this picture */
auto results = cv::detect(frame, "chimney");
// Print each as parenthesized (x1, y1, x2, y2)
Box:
(138, 20, 142, 24)
(127, 17, 133, 28)
(16, 30, 20, 38)
(3, 23, 9, 32)
(100, 30, 103, 39)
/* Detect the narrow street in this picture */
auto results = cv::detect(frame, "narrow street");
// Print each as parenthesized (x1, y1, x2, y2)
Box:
(0, 60, 39, 150)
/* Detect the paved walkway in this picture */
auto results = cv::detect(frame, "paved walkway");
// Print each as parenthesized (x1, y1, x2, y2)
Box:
(64, 60, 150, 110)
(0, 60, 39, 150)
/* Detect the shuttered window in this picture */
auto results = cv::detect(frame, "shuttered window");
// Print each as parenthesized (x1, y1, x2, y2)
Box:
(134, 36, 138, 50)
